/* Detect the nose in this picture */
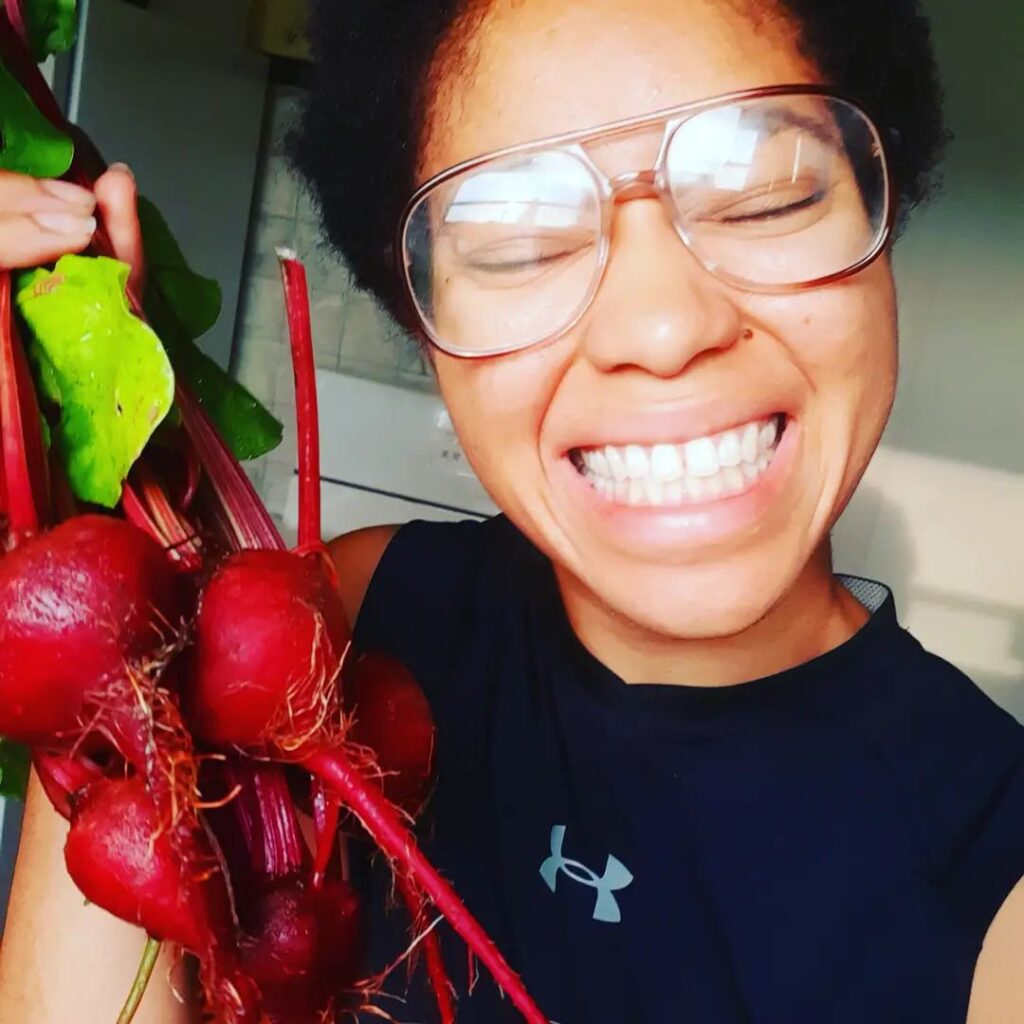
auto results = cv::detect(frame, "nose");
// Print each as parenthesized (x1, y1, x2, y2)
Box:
(578, 199, 745, 378)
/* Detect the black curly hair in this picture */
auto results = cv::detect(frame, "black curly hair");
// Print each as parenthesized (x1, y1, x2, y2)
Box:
(290, 0, 946, 325)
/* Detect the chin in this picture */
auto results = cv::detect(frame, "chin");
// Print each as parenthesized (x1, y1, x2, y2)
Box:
(568, 541, 811, 643)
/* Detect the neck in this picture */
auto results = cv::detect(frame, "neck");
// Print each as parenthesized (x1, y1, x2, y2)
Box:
(555, 542, 869, 687)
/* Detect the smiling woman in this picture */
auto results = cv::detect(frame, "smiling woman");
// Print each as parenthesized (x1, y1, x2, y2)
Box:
(0, 0, 1019, 1022)
(286, 1, 1024, 1022)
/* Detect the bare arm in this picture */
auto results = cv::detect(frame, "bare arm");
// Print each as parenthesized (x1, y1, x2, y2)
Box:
(968, 876, 1024, 1022)
(328, 524, 399, 627)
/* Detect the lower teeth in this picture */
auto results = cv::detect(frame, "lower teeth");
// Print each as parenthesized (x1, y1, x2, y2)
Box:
(585, 457, 774, 506)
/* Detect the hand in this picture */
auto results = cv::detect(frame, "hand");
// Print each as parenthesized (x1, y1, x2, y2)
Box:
(0, 163, 146, 293)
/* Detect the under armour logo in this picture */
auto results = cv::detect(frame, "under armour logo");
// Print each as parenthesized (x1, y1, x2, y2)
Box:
(539, 824, 633, 923)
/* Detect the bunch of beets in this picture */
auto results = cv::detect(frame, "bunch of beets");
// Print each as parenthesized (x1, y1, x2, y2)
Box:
(0, 9, 547, 1024)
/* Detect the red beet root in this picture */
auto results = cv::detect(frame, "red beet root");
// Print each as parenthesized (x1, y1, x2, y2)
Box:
(0, 515, 186, 743)
(186, 549, 350, 753)
(65, 774, 260, 1022)
(346, 652, 436, 815)
(66, 774, 211, 951)
(240, 877, 362, 1022)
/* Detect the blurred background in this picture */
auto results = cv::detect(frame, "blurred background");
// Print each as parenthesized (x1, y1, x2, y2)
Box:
(1, 0, 1021, 929)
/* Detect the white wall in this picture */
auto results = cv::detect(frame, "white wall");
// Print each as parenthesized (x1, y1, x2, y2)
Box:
(832, 0, 1023, 718)
(230, 83, 434, 530)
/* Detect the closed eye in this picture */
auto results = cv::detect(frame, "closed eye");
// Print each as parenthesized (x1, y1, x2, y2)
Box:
(716, 189, 827, 224)
(456, 233, 596, 275)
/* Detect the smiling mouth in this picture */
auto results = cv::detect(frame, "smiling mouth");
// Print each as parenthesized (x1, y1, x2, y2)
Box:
(568, 414, 787, 507)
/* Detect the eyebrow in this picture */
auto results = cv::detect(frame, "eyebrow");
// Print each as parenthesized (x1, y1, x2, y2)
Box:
(446, 100, 842, 195)
(418, 92, 853, 232)
(748, 105, 838, 147)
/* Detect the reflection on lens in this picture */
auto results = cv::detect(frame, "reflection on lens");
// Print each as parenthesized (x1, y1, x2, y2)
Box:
(404, 150, 602, 354)
(665, 96, 886, 285)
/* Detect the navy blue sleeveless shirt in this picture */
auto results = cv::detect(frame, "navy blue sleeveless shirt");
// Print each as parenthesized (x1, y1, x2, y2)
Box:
(352, 515, 1024, 1024)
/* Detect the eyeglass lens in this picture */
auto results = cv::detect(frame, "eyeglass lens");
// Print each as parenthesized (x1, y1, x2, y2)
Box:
(403, 94, 888, 355)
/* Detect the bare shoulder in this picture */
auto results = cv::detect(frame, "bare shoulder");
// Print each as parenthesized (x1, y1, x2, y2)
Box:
(968, 875, 1024, 1022)
(327, 524, 401, 626)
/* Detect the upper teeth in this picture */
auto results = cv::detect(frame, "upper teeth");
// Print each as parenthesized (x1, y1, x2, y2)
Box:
(576, 416, 781, 505)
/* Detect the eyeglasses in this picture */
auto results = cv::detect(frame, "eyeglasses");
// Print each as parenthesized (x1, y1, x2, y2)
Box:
(397, 85, 894, 359)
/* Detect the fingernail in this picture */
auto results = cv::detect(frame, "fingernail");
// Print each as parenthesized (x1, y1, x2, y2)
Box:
(31, 212, 98, 235)
(39, 178, 93, 204)
(108, 161, 135, 181)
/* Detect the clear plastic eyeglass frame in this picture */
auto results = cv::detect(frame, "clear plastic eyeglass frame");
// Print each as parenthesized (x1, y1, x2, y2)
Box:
(396, 83, 895, 359)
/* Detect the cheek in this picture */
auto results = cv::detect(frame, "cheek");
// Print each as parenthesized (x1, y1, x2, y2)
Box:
(434, 344, 571, 494)
(752, 266, 897, 504)
(756, 268, 896, 429)
(813, 277, 897, 452)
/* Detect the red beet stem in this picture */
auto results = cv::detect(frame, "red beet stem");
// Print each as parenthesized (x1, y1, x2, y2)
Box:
(395, 872, 456, 1024)
(2, 0, 27, 51)
(122, 466, 203, 570)
(207, 760, 306, 887)
(34, 752, 104, 820)
(303, 749, 548, 1024)
(181, 432, 202, 509)
(120, 481, 168, 550)
(311, 784, 341, 890)
(277, 252, 320, 550)
(0, 271, 46, 543)
(249, 762, 306, 881)
(178, 393, 286, 553)
(0, 12, 66, 130)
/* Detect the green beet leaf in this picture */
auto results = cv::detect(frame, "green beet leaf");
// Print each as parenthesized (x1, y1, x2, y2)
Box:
(0, 739, 30, 800)
(137, 196, 282, 460)
(136, 197, 222, 339)
(22, 0, 79, 61)
(156, 266, 222, 342)
(0, 59, 73, 177)
(15, 255, 175, 508)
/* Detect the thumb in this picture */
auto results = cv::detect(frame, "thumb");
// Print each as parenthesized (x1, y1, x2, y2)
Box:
(93, 163, 146, 298)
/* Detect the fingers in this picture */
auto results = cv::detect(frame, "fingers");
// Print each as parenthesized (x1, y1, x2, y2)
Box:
(93, 163, 146, 296)
(0, 165, 148, 296)
(0, 170, 97, 270)
(0, 169, 96, 215)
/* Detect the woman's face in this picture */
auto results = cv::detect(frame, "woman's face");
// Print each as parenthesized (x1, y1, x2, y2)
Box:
(421, 0, 897, 641)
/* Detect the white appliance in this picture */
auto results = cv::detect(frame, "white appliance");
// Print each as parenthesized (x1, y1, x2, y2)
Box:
(283, 371, 498, 537)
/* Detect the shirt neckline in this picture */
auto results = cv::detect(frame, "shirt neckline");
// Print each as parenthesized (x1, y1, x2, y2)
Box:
(531, 544, 902, 719)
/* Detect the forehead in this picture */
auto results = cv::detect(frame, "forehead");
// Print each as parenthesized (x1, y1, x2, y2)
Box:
(421, 0, 821, 181)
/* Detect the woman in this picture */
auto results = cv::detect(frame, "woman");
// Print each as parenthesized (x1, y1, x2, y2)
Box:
(1, 0, 1022, 1021)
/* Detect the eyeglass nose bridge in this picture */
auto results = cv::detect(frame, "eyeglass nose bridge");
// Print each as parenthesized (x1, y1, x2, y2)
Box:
(606, 167, 661, 203)
(600, 166, 697, 269)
